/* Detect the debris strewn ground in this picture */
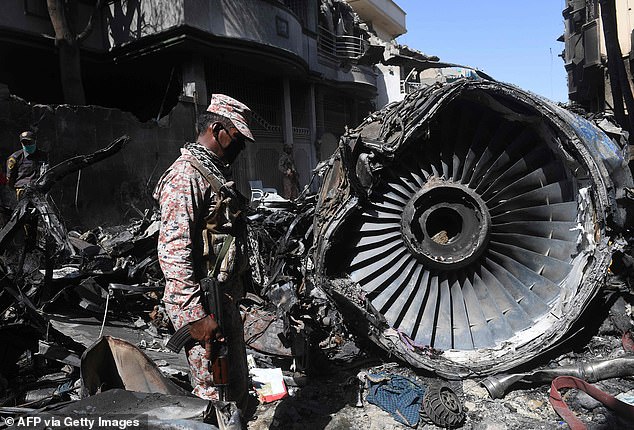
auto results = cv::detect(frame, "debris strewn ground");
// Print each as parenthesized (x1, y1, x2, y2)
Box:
(0, 133, 633, 430)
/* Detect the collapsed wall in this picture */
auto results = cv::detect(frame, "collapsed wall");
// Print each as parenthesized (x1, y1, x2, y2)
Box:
(0, 90, 197, 227)
(312, 79, 633, 377)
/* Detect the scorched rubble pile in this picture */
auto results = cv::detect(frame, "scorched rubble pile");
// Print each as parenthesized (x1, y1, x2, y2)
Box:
(1, 81, 634, 429)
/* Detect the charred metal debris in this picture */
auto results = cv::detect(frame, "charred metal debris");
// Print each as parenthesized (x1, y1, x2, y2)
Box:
(1, 80, 634, 428)
(312, 79, 634, 376)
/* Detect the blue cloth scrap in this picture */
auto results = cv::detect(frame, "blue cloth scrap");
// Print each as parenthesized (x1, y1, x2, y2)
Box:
(366, 372, 427, 427)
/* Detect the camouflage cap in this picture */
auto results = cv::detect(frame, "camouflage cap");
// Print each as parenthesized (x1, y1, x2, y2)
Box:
(206, 94, 255, 142)
(19, 131, 35, 142)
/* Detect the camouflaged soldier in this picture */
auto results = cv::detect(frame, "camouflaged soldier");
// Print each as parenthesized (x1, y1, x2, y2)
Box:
(153, 94, 254, 407)
(278, 144, 299, 199)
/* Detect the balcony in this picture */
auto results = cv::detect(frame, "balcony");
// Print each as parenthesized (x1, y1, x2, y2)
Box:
(401, 80, 423, 94)
(317, 26, 369, 63)
(346, 0, 406, 39)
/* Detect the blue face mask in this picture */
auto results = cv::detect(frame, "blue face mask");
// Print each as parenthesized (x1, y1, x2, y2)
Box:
(22, 144, 36, 154)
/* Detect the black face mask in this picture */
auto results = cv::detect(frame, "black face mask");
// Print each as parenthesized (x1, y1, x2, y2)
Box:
(222, 134, 245, 164)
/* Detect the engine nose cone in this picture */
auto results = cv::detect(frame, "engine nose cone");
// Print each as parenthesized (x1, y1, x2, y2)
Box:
(402, 180, 491, 270)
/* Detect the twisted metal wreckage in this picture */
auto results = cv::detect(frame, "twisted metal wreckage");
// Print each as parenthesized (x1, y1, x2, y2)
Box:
(312, 79, 633, 376)
(1, 79, 634, 427)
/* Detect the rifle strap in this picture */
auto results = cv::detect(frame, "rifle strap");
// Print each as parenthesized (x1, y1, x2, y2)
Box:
(179, 153, 224, 193)
(211, 235, 234, 278)
(179, 153, 235, 278)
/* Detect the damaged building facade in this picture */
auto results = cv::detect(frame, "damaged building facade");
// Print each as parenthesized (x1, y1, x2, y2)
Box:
(0, 0, 407, 216)
(562, 0, 634, 112)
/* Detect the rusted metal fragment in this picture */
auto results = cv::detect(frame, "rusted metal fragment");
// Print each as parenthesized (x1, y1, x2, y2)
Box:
(80, 336, 188, 397)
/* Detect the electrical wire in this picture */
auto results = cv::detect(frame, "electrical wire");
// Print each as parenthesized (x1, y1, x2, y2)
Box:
(98, 288, 111, 338)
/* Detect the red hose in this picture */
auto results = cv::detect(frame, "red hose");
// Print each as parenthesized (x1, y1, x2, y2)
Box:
(549, 376, 634, 430)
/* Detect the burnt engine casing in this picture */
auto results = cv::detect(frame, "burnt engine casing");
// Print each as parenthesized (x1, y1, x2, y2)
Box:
(312, 79, 632, 377)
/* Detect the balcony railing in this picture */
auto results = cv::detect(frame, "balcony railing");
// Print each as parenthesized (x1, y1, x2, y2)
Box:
(401, 81, 424, 95)
(317, 26, 369, 63)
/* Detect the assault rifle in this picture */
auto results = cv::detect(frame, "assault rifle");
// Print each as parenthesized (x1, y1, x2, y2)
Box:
(166, 277, 229, 399)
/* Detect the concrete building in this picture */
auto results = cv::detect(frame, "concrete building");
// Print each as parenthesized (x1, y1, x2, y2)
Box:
(562, 0, 634, 112)
(0, 0, 406, 199)
(346, 0, 407, 107)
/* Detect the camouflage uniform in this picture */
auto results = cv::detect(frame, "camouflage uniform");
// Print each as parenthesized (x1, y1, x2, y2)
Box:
(153, 145, 250, 406)
(278, 149, 299, 199)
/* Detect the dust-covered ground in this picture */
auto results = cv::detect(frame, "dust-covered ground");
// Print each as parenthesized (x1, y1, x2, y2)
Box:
(245, 361, 634, 430)
(243, 297, 634, 430)
(1, 190, 633, 430)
